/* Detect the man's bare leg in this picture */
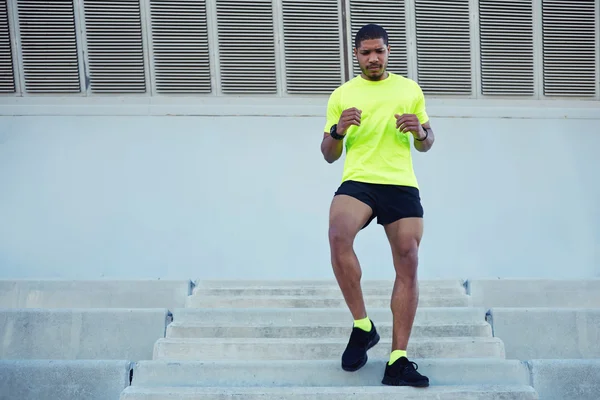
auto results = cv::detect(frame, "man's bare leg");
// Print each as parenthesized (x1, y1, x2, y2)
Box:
(329, 194, 380, 372)
(328, 194, 372, 320)
(383, 217, 423, 354)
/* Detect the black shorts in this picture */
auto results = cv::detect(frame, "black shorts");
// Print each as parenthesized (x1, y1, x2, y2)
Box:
(334, 180, 424, 229)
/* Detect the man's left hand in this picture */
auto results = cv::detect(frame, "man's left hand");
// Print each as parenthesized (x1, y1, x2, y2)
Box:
(395, 114, 425, 140)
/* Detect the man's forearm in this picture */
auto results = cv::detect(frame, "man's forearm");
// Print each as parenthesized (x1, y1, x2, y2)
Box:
(414, 127, 434, 152)
(321, 134, 344, 163)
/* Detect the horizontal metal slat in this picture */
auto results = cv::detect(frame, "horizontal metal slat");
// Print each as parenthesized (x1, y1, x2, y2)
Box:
(83, 0, 146, 93)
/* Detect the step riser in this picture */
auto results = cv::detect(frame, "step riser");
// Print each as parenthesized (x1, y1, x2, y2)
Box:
(153, 341, 505, 361)
(132, 360, 530, 388)
(186, 297, 470, 308)
(166, 324, 492, 339)
(172, 308, 487, 325)
(193, 288, 465, 297)
(120, 386, 538, 400)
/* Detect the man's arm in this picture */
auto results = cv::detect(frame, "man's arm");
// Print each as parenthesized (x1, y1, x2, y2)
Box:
(395, 114, 435, 153)
(321, 107, 362, 163)
(321, 132, 345, 164)
(413, 122, 434, 152)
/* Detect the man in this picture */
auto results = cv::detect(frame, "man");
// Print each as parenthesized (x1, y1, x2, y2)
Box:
(321, 24, 434, 387)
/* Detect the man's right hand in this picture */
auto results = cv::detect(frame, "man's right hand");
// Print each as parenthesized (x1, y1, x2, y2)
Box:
(337, 108, 362, 135)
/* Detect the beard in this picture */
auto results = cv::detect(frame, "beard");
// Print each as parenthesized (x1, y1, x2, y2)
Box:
(361, 62, 387, 81)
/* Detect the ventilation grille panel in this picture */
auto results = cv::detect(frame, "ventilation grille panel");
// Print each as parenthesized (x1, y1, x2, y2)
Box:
(282, 0, 342, 94)
(149, 0, 211, 93)
(542, 0, 596, 97)
(17, 0, 81, 93)
(479, 0, 534, 96)
(0, 0, 15, 93)
(415, 0, 472, 95)
(215, 0, 277, 94)
(83, 0, 146, 93)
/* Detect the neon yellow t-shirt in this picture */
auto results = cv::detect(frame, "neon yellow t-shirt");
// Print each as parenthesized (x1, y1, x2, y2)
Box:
(323, 72, 429, 188)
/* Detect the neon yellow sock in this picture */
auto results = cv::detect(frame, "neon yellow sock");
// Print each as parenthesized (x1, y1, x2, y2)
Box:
(353, 317, 372, 332)
(389, 350, 407, 365)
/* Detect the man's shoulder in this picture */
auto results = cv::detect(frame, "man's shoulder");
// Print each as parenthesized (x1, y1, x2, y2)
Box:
(389, 73, 422, 91)
(329, 76, 360, 95)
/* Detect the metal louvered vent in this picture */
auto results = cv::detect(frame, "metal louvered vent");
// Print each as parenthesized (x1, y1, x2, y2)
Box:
(149, 0, 211, 94)
(0, 0, 15, 93)
(281, 0, 342, 94)
(16, 0, 80, 93)
(83, 0, 146, 93)
(349, 0, 408, 79)
(215, 0, 277, 94)
(542, 0, 596, 97)
(479, 0, 534, 96)
(415, 0, 472, 95)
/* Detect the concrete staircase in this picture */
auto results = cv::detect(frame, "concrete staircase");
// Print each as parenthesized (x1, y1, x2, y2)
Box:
(121, 280, 538, 399)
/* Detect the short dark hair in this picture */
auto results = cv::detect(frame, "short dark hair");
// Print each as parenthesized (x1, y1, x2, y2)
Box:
(354, 24, 389, 49)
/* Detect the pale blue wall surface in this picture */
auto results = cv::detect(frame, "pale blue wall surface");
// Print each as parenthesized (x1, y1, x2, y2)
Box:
(0, 110, 598, 280)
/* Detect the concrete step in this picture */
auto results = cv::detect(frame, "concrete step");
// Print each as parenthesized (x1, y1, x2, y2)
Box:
(1, 360, 132, 400)
(0, 308, 169, 361)
(172, 307, 488, 325)
(467, 279, 600, 308)
(153, 337, 506, 360)
(185, 295, 470, 308)
(131, 359, 530, 387)
(194, 279, 465, 288)
(192, 286, 465, 297)
(0, 280, 192, 309)
(487, 308, 600, 359)
(120, 385, 538, 400)
(166, 321, 492, 339)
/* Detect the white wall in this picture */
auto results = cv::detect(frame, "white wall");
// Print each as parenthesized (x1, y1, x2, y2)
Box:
(0, 99, 599, 280)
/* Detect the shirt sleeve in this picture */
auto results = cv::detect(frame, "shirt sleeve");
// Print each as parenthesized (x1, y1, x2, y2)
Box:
(323, 88, 342, 134)
(413, 84, 429, 125)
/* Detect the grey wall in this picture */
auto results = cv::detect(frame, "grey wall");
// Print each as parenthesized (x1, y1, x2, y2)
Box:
(0, 100, 599, 280)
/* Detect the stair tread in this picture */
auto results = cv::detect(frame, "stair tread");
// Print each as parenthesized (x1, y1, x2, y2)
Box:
(157, 337, 501, 343)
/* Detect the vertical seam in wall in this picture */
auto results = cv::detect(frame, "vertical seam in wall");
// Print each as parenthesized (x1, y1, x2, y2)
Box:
(340, 0, 350, 82)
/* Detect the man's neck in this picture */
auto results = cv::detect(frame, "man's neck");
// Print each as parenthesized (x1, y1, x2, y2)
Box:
(361, 71, 389, 81)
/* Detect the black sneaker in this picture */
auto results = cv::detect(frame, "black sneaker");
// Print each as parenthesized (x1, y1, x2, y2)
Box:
(341, 320, 380, 371)
(382, 356, 429, 387)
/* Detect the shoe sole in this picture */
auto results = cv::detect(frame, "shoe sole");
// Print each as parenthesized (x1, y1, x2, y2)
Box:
(341, 332, 380, 372)
(381, 376, 430, 387)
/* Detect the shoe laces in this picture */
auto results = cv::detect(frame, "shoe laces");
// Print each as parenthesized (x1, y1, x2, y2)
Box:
(404, 360, 419, 372)
(398, 360, 423, 377)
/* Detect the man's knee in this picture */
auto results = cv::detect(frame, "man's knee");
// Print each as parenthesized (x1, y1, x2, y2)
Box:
(328, 224, 354, 252)
(393, 240, 419, 277)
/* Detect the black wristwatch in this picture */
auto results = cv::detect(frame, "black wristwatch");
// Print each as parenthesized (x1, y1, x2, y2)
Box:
(329, 124, 345, 140)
